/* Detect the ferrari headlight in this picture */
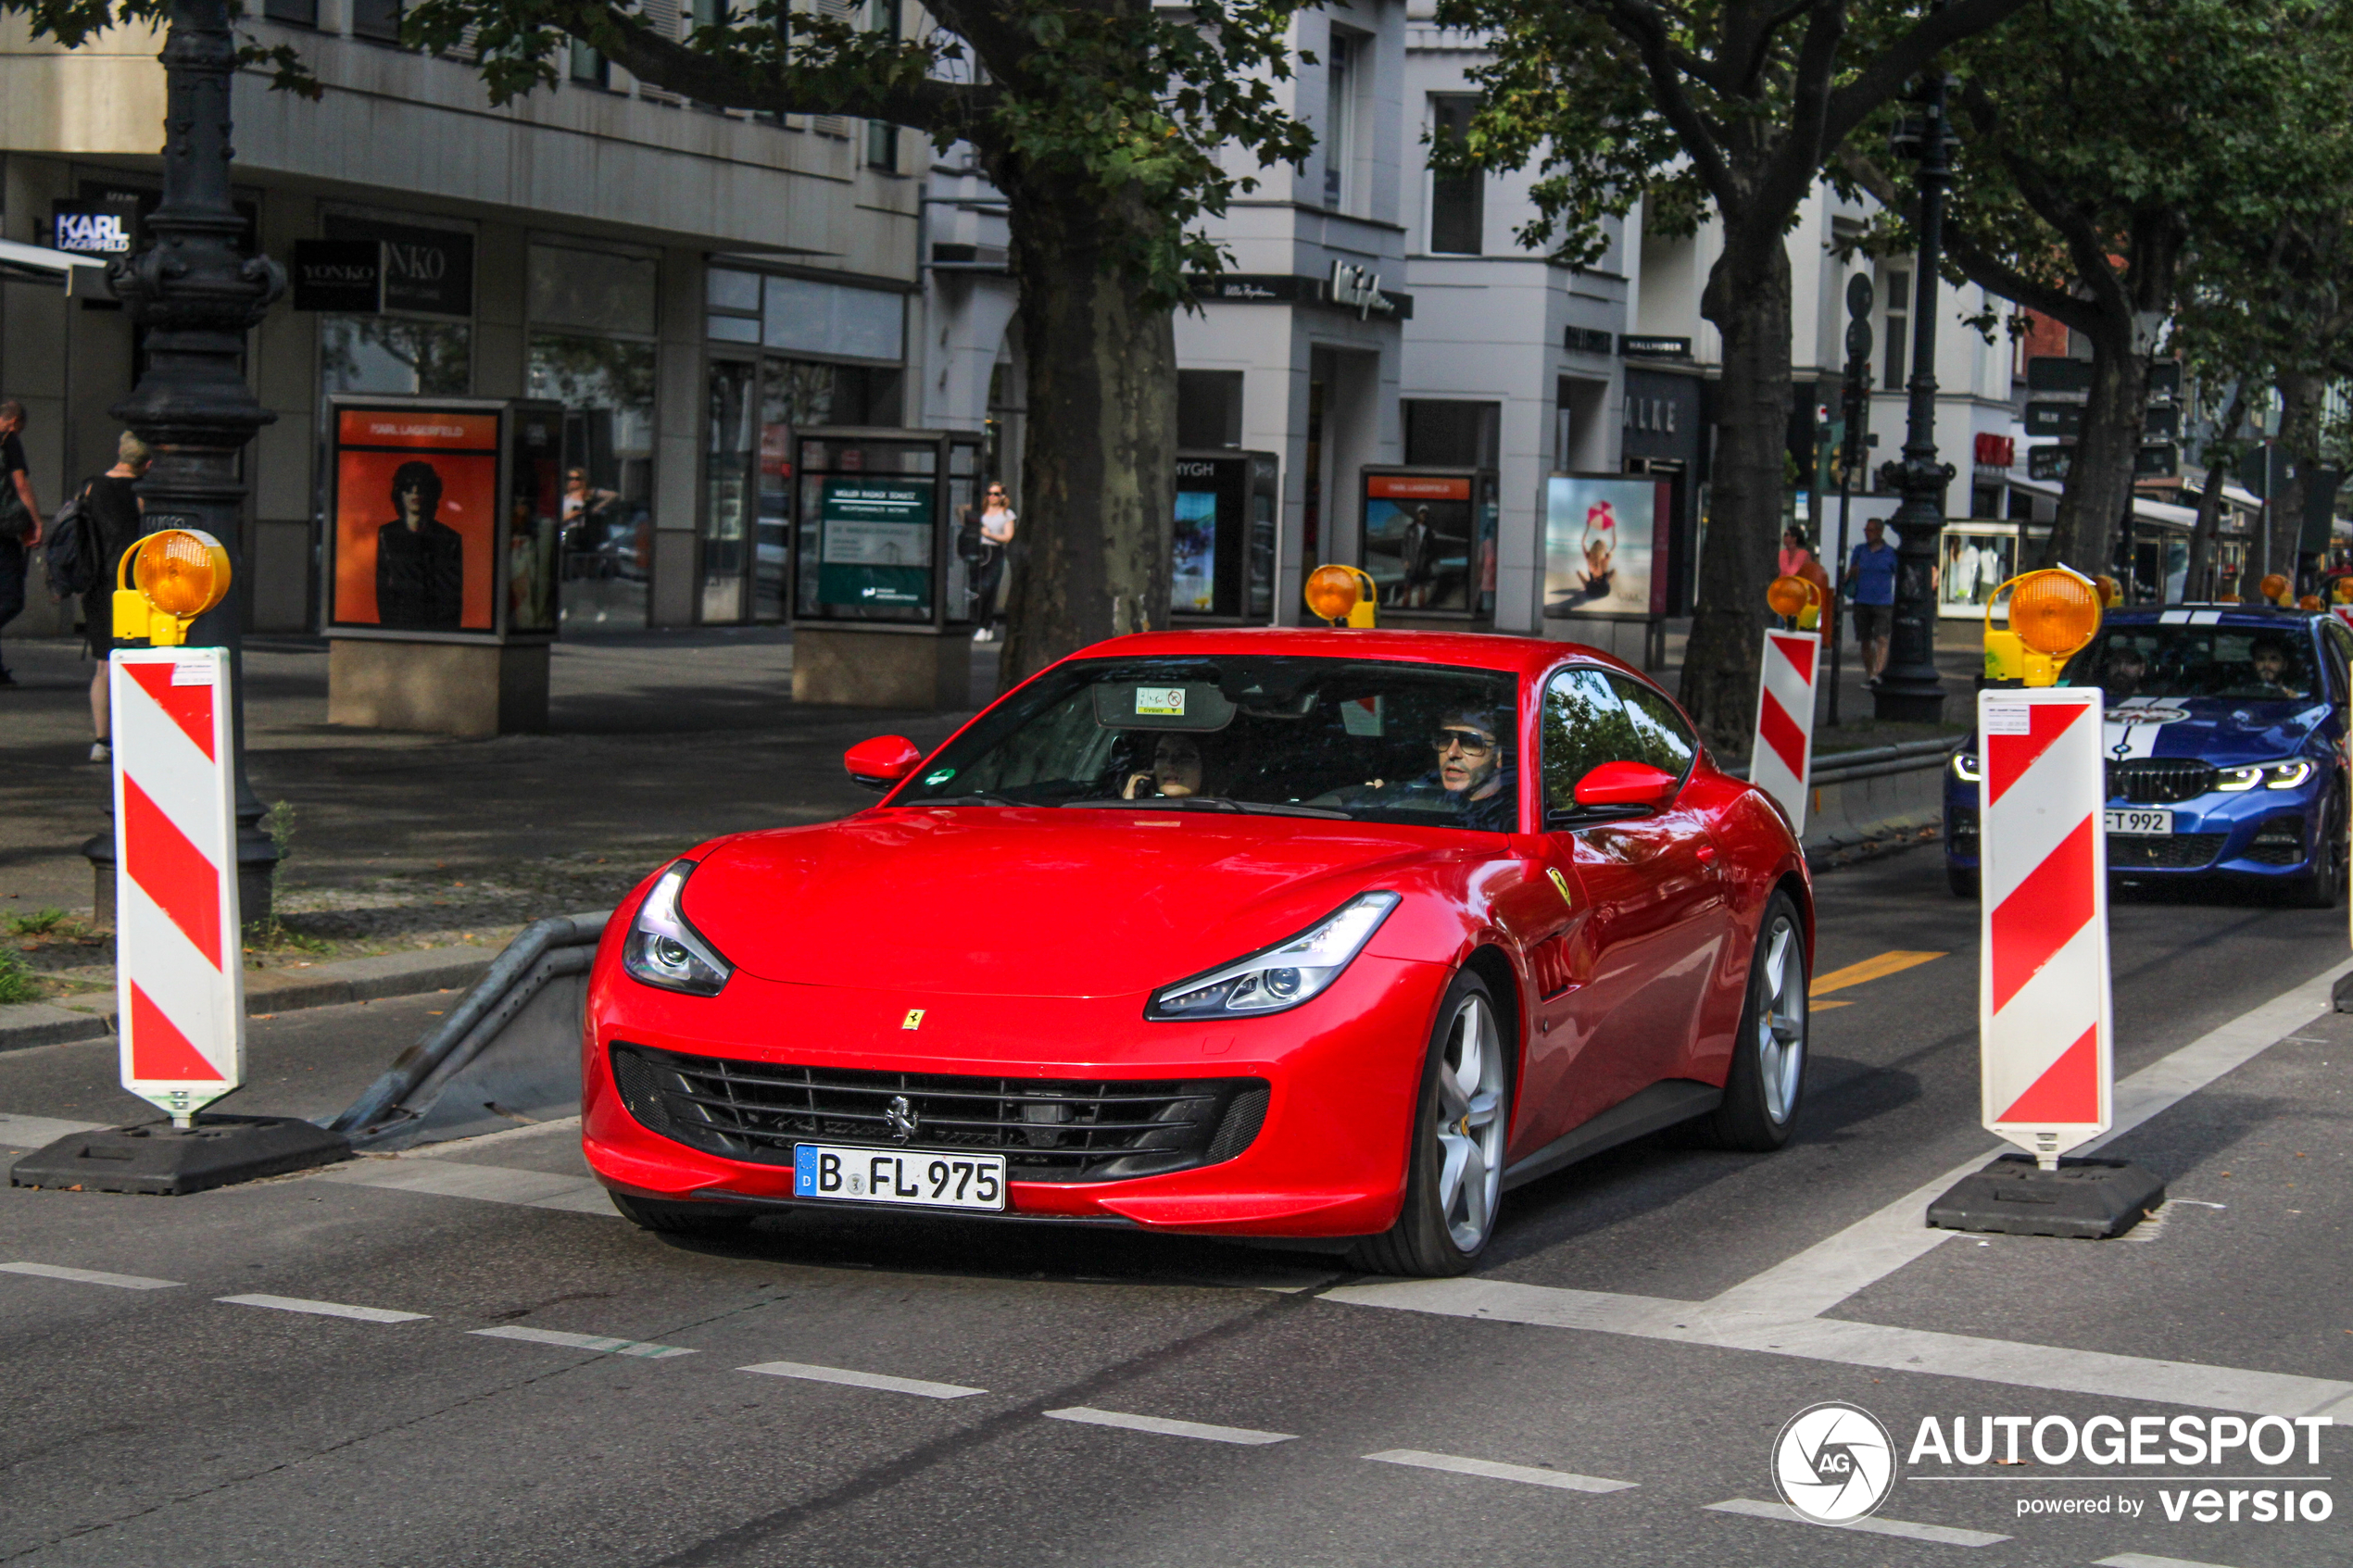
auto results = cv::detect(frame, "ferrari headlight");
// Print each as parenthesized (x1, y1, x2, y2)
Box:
(1148, 892, 1400, 1020)
(1951, 751, 1981, 784)
(2264, 759, 2315, 790)
(622, 859, 733, 997)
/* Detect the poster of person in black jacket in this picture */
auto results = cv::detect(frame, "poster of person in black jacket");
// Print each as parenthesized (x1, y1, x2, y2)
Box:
(374, 461, 464, 630)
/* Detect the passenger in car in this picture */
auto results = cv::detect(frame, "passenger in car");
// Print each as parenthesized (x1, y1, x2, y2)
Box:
(1122, 733, 1211, 798)
(2247, 634, 2308, 698)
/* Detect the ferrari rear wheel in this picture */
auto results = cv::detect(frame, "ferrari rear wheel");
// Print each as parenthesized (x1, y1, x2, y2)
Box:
(1348, 968, 1511, 1278)
(1703, 891, 1808, 1152)
(611, 1193, 757, 1237)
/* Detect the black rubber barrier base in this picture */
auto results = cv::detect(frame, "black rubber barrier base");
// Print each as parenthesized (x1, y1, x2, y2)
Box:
(2333, 971, 2353, 1013)
(1926, 1153, 2167, 1240)
(9, 1115, 351, 1196)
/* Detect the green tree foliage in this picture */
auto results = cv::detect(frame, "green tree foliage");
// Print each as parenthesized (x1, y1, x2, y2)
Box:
(1845, 0, 2353, 582)
(6, 0, 1316, 681)
(1430, 0, 2026, 746)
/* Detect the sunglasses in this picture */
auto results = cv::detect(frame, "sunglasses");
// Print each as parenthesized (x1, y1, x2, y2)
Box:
(1432, 729, 1497, 758)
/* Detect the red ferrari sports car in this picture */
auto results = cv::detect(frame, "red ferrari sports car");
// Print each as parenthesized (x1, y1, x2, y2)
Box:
(582, 630, 1811, 1275)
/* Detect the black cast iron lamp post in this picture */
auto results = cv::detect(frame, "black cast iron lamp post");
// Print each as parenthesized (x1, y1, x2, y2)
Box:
(105, 0, 286, 922)
(1873, 56, 1954, 725)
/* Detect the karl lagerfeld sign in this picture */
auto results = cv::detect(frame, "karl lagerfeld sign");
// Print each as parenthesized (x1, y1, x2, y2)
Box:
(48, 202, 133, 256)
(291, 240, 384, 312)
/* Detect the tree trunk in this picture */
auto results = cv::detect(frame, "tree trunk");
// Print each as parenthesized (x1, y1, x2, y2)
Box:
(2043, 320, 2145, 576)
(996, 173, 1177, 691)
(2183, 383, 2246, 603)
(1679, 230, 1792, 753)
(2269, 370, 2323, 594)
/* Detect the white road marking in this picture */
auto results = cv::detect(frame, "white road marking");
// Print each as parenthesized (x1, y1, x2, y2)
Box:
(0, 1113, 105, 1148)
(314, 1159, 611, 1212)
(738, 1360, 985, 1399)
(2096, 1555, 2245, 1568)
(1329, 957, 2353, 1420)
(470, 1325, 694, 1359)
(1043, 1407, 1295, 1445)
(216, 1293, 430, 1323)
(0, 1261, 182, 1290)
(1704, 1498, 2007, 1547)
(1364, 1449, 1634, 1493)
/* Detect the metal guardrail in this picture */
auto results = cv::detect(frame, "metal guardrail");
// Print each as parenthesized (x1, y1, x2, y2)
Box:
(329, 910, 610, 1146)
(1720, 734, 1961, 784)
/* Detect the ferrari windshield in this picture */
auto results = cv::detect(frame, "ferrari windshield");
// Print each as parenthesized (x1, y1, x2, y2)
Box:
(895, 656, 1524, 831)
(2062, 624, 2321, 702)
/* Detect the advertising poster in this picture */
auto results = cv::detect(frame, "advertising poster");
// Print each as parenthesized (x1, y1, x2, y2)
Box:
(1173, 490, 1218, 612)
(332, 408, 499, 633)
(1363, 473, 1473, 610)
(1543, 475, 1667, 621)
(818, 479, 935, 610)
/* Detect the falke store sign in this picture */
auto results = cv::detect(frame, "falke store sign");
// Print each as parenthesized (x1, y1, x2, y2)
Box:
(291, 240, 383, 312)
(319, 217, 474, 317)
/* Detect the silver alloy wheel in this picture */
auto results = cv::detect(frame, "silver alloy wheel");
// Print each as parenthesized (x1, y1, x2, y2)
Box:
(1755, 913, 1806, 1126)
(1433, 992, 1506, 1252)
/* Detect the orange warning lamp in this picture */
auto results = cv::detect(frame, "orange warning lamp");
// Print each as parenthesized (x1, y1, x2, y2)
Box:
(1766, 573, 1821, 631)
(2300, 593, 2325, 611)
(2093, 573, 2123, 608)
(114, 530, 232, 647)
(2259, 572, 2292, 607)
(1983, 568, 2102, 687)
(1304, 564, 1378, 627)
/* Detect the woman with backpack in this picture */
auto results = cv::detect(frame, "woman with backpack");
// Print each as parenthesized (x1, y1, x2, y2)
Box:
(75, 432, 150, 763)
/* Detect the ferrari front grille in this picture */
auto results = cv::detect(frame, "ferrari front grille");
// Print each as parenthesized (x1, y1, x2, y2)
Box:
(2107, 759, 2218, 804)
(610, 1043, 1269, 1183)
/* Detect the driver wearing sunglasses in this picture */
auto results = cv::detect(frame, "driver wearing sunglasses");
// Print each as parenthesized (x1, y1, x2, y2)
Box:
(1336, 707, 1516, 831)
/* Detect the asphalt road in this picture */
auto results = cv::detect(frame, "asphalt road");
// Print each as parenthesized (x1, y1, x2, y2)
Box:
(4, 847, 2350, 1568)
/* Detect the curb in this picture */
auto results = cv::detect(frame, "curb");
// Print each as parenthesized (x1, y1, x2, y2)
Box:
(0, 947, 496, 1054)
(1806, 809, 1945, 869)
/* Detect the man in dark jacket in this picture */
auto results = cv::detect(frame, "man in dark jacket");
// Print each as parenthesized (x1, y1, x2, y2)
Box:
(375, 460, 464, 630)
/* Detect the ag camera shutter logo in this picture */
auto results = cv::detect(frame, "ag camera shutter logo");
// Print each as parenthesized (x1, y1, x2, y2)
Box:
(1773, 1401, 1898, 1524)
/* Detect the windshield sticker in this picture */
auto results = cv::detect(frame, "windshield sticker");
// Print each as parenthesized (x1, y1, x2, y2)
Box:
(923, 767, 955, 786)
(1340, 696, 1385, 736)
(1136, 686, 1187, 717)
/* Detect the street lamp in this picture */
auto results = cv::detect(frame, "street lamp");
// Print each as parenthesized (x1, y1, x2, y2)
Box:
(1874, 58, 1954, 725)
(101, 0, 286, 923)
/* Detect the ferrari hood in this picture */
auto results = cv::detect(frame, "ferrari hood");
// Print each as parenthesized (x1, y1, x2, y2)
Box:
(2101, 695, 2328, 768)
(676, 808, 1463, 997)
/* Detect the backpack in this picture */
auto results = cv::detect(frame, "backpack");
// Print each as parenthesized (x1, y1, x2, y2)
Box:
(42, 482, 101, 599)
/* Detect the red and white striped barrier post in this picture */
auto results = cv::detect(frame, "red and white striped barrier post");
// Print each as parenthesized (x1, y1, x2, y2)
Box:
(1748, 628, 1819, 834)
(111, 646, 245, 1127)
(1975, 685, 2111, 1166)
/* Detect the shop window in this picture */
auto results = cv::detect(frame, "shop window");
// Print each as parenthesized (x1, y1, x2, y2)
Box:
(1177, 370, 1244, 449)
(321, 317, 471, 395)
(350, 0, 402, 43)
(529, 245, 659, 338)
(531, 333, 658, 630)
(1428, 96, 1483, 256)
(1404, 399, 1500, 470)
(761, 273, 904, 360)
(264, 0, 318, 26)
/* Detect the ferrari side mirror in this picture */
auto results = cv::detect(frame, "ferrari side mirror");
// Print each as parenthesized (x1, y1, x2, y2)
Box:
(1574, 760, 1680, 809)
(845, 734, 923, 791)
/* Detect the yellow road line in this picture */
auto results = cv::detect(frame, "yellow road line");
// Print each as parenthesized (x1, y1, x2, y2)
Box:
(1810, 949, 1945, 1000)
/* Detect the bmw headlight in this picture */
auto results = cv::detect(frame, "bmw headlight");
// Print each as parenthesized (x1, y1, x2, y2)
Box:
(1148, 892, 1400, 1020)
(622, 860, 734, 997)
(1951, 751, 1981, 784)
(2217, 759, 2316, 793)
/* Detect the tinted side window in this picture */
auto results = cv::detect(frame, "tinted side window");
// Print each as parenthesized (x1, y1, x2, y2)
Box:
(1608, 674, 1698, 780)
(1541, 667, 1641, 816)
(2324, 621, 2353, 698)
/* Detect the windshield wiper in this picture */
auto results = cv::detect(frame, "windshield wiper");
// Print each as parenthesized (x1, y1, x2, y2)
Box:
(907, 792, 1027, 808)
(1062, 797, 1352, 819)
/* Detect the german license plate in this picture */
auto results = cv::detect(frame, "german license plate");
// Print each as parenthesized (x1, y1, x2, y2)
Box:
(2105, 809, 2173, 836)
(792, 1144, 1007, 1210)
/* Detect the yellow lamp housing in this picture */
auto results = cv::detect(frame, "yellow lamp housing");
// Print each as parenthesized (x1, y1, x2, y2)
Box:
(1303, 563, 1378, 627)
(2333, 578, 2353, 605)
(1982, 568, 2103, 687)
(113, 529, 232, 647)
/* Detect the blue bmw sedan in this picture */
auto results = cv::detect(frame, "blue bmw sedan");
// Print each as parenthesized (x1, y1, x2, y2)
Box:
(1945, 606, 2350, 904)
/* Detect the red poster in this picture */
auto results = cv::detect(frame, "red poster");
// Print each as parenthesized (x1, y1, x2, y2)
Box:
(333, 444, 498, 632)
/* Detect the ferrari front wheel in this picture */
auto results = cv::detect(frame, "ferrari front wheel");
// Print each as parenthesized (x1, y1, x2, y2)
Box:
(1703, 890, 1808, 1152)
(1349, 968, 1511, 1278)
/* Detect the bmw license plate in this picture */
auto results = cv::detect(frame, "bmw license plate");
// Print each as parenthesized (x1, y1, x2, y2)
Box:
(2105, 809, 2173, 836)
(792, 1144, 1007, 1210)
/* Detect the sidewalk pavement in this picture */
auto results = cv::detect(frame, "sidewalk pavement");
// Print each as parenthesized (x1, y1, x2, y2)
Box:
(0, 615, 1978, 1027)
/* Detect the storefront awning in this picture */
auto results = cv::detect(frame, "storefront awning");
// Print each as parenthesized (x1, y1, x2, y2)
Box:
(0, 238, 113, 292)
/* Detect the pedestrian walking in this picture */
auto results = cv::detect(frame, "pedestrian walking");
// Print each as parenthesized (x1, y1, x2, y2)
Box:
(0, 399, 47, 689)
(78, 432, 152, 762)
(1847, 516, 1899, 683)
(969, 480, 1016, 640)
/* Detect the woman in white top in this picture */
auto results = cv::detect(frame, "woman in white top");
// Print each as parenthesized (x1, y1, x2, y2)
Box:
(971, 481, 1016, 638)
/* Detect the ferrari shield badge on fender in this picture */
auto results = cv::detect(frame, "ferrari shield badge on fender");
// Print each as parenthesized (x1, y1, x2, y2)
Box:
(1547, 867, 1577, 909)
(901, 1009, 925, 1030)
